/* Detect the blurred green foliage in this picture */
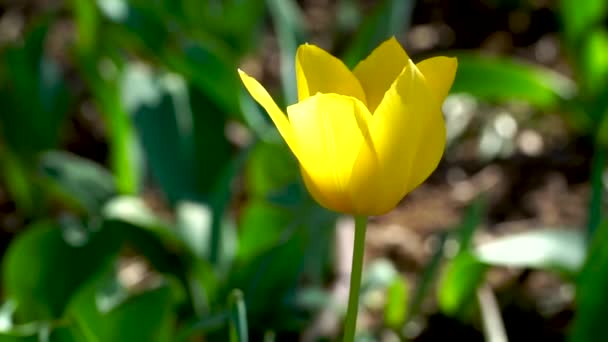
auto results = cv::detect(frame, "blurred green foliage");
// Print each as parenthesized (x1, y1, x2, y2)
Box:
(0, 0, 607, 341)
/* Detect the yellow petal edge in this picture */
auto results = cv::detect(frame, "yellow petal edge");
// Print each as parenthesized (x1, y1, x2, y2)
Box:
(238, 69, 297, 154)
(353, 36, 410, 113)
(296, 44, 367, 104)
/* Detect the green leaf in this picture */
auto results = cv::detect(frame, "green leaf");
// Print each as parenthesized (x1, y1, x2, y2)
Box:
(246, 142, 299, 200)
(237, 141, 302, 261)
(106, 2, 169, 52)
(0, 22, 72, 156)
(411, 201, 484, 320)
(121, 64, 191, 202)
(0, 319, 89, 341)
(123, 63, 231, 204)
(39, 151, 116, 214)
(451, 54, 576, 109)
(100, 0, 244, 114)
(176, 201, 213, 260)
(0, 321, 75, 342)
(78, 54, 142, 195)
(0, 150, 36, 214)
(342, 0, 415, 68)
(438, 252, 487, 317)
(2, 221, 121, 321)
(176, 310, 230, 340)
(227, 227, 307, 331)
(190, 87, 233, 195)
(560, 0, 607, 43)
(384, 276, 409, 330)
(228, 289, 248, 342)
(229, 141, 336, 334)
(102, 200, 208, 317)
(569, 220, 608, 342)
(362, 259, 399, 291)
(176, 200, 238, 270)
(474, 229, 586, 275)
(102, 196, 168, 232)
(69, 276, 174, 342)
(580, 29, 608, 94)
(72, 0, 99, 54)
(236, 200, 292, 262)
(213, 0, 266, 55)
(455, 198, 485, 251)
(96, 0, 128, 22)
(408, 234, 446, 320)
(0, 333, 38, 342)
(163, 39, 241, 115)
(102, 196, 186, 265)
(207, 147, 250, 268)
(148, 0, 264, 56)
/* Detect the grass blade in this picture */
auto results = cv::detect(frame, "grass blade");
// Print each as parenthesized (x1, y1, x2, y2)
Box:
(228, 289, 248, 342)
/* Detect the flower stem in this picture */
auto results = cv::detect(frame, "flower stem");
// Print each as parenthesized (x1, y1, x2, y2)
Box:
(343, 215, 368, 342)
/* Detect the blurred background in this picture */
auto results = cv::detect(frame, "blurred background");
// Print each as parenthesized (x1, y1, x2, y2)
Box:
(0, 0, 606, 341)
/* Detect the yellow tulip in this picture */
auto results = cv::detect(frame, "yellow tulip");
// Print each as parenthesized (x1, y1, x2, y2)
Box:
(238, 37, 457, 215)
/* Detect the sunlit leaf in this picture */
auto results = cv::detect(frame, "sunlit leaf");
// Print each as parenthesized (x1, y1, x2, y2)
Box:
(362, 259, 399, 290)
(103, 196, 167, 231)
(474, 229, 586, 275)
(96, 0, 128, 21)
(176, 200, 239, 271)
(451, 54, 576, 109)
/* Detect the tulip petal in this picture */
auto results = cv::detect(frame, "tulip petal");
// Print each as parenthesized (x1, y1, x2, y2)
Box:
(287, 93, 372, 213)
(416, 56, 458, 101)
(238, 69, 297, 153)
(353, 36, 410, 113)
(349, 60, 446, 215)
(296, 44, 366, 104)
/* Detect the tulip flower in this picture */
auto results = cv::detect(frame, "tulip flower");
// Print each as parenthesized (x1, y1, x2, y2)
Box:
(239, 37, 456, 341)
(238, 37, 457, 216)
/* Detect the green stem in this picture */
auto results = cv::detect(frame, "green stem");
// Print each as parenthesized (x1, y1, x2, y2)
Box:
(343, 215, 368, 342)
